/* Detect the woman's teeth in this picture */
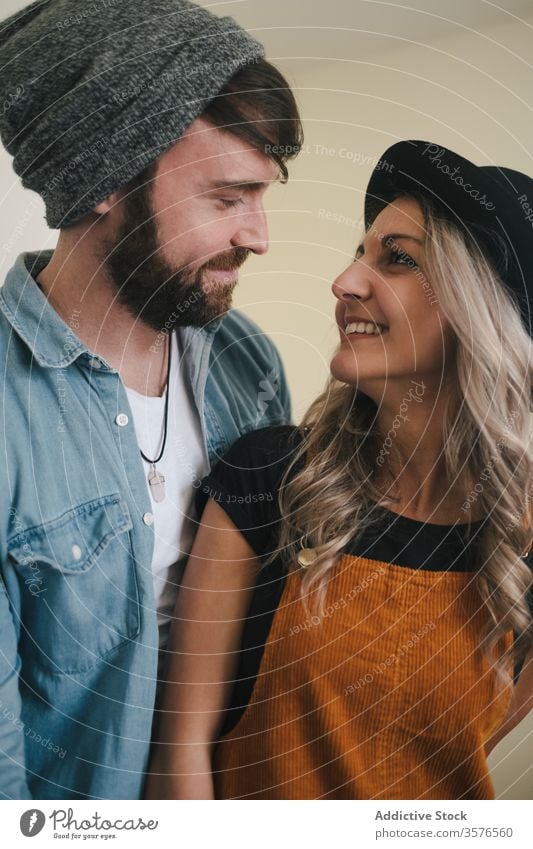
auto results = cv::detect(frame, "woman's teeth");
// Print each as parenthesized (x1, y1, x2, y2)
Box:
(345, 321, 384, 336)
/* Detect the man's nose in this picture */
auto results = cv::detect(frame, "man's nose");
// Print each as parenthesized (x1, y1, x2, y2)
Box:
(230, 207, 269, 255)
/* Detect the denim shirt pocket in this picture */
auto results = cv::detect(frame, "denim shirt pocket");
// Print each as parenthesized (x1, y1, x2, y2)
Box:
(7, 494, 140, 675)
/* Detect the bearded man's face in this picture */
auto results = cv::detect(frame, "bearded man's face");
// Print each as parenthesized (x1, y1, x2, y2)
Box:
(98, 117, 278, 332)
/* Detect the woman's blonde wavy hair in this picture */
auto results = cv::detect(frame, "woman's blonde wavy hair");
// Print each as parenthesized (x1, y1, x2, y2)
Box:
(267, 192, 533, 672)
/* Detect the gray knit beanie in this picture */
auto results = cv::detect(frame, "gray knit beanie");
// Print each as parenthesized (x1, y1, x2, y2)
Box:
(0, 0, 265, 228)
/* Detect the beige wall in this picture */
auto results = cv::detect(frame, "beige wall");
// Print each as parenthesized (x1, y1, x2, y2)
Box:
(233, 12, 533, 417)
(1, 5, 532, 799)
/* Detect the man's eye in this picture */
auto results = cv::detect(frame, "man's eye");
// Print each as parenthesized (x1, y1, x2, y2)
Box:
(219, 197, 245, 209)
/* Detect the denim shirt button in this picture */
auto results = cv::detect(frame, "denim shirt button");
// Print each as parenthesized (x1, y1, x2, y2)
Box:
(71, 544, 82, 561)
(143, 512, 154, 526)
(115, 413, 129, 427)
(88, 357, 102, 369)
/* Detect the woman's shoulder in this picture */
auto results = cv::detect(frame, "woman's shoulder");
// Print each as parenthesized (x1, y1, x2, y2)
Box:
(195, 425, 309, 555)
(200, 424, 309, 521)
(220, 424, 307, 468)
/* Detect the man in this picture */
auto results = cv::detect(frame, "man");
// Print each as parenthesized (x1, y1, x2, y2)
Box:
(0, 0, 302, 799)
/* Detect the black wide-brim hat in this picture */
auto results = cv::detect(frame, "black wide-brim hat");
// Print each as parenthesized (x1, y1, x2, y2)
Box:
(364, 140, 533, 336)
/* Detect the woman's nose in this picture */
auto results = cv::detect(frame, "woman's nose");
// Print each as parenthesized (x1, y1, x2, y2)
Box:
(331, 262, 374, 302)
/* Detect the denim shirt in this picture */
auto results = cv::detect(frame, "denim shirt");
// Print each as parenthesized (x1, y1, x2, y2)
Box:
(0, 250, 292, 800)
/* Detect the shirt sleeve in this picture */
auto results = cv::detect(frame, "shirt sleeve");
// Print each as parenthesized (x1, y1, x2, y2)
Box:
(0, 575, 31, 799)
(194, 425, 303, 558)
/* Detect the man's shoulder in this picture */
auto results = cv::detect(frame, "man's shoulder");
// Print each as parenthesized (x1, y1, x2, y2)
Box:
(215, 308, 279, 355)
(205, 308, 292, 430)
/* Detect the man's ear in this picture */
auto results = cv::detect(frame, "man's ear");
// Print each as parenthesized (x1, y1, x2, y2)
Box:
(93, 188, 123, 216)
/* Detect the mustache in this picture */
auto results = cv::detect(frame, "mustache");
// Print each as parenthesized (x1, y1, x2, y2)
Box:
(202, 248, 251, 272)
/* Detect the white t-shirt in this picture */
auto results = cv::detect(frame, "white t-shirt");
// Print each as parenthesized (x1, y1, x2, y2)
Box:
(125, 330, 209, 652)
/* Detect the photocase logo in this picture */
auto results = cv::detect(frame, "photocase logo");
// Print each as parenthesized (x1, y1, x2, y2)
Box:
(256, 368, 279, 424)
(20, 809, 46, 837)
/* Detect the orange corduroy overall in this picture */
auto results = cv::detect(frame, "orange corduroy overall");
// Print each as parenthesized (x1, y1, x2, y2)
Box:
(213, 554, 513, 799)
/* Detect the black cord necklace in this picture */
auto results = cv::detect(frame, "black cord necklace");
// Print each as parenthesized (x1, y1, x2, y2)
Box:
(140, 334, 171, 503)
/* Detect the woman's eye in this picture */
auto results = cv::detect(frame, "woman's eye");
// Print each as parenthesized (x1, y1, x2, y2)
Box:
(219, 197, 244, 209)
(390, 248, 416, 268)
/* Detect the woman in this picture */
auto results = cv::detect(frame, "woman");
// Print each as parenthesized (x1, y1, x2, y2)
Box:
(146, 140, 533, 800)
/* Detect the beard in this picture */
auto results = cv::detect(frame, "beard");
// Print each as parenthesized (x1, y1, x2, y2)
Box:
(96, 177, 250, 333)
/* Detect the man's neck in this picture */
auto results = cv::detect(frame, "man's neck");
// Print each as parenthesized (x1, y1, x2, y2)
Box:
(35, 230, 170, 396)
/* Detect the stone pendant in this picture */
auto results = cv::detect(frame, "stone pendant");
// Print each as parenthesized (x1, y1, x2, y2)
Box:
(148, 464, 166, 503)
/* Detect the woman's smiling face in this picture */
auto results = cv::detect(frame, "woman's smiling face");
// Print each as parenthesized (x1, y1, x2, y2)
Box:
(330, 196, 456, 392)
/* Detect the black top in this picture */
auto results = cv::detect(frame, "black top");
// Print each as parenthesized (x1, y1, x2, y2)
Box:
(194, 425, 532, 734)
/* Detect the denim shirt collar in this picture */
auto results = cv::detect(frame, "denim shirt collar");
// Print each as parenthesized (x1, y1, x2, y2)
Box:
(0, 250, 223, 370)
